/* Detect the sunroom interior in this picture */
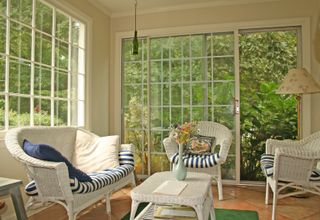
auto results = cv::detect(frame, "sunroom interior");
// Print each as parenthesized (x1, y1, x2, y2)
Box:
(0, 0, 320, 219)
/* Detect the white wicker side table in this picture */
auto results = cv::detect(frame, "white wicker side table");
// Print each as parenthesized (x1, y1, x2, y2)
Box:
(130, 171, 216, 220)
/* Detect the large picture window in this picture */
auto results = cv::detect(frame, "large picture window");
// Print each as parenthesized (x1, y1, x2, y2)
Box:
(0, 0, 86, 129)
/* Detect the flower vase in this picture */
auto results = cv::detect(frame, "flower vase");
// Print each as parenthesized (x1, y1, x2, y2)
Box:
(174, 143, 187, 181)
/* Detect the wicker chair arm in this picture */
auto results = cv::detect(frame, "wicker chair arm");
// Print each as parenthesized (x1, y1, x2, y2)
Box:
(275, 147, 320, 159)
(265, 139, 300, 154)
(163, 137, 178, 160)
(25, 161, 74, 200)
(120, 144, 135, 154)
(218, 138, 232, 163)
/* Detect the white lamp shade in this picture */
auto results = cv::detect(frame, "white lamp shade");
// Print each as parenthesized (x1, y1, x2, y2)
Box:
(277, 68, 320, 94)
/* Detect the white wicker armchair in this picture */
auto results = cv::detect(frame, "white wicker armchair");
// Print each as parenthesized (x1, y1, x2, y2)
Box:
(5, 127, 136, 220)
(264, 131, 320, 220)
(163, 121, 233, 200)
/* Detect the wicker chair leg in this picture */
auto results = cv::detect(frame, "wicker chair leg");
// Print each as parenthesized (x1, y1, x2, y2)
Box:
(217, 166, 223, 201)
(106, 194, 111, 216)
(66, 202, 76, 220)
(272, 184, 278, 220)
(265, 180, 269, 205)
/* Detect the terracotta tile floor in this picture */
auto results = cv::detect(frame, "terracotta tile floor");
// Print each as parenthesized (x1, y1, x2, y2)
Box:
(28, 185, 320, 220)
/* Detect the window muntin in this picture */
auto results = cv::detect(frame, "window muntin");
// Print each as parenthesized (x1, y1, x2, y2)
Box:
(0, 0, 86, 129)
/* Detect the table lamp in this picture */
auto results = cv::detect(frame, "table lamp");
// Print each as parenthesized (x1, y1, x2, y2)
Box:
(277, 68, 320, 139)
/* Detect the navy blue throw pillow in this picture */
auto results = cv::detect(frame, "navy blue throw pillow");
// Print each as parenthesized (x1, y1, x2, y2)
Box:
(23, 139, 92, 182)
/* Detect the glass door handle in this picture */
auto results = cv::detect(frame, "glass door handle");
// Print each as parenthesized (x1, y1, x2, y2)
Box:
(233, 98, 240, 115)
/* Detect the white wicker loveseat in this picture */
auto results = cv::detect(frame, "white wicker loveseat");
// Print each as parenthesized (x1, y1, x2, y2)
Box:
(5, 127, 136, 220)
(163, 121, 232, 200)
(261, 131, 320, 220)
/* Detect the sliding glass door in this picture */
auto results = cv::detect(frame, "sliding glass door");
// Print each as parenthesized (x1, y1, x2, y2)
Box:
(121, 26, 301, 182)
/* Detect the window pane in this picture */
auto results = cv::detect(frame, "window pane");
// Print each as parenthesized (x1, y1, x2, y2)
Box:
(55, 40, 68, 70)
(212, 33, 234, 56)
(34, 64, 51, 96)
(150, 61, 161, 82)
(182, 83, 190, 105)
(212, 105, 234, 129)
(192, 83, 208, 105)
(0, 56, 5, 91)
(10, 21, 32, 60)
(212, 82, 234, 105)
(56, 11, 69, 41)
(54, 99, 67, 125)
(192, 107, 205, 121)
(36, 0, 52, 34)
(123, 62, 142, 83)
(0, 16, 6, 53)
(0, 0, 6, 15)
(150, 83, 161, 106)
(212, 57, 234, 80)
(171, 107, 182, 124)
(171, 60, 182, 82)
(171, 83, 182, 106)
(150, 107, 161, 128)
(162, 61, 169, 82)
(10, 0, 32, 25)
(123, 84, 142, 107)
(191, 58, 207, 81)
(35, 31, 52, 65)
(191, 35, 205, 58)
(9, 96, 30, 127)
(9, 58, 31, 94)
(163, 84, 169, 106)
(34, 98, 51, 126)
(55, 70, 68, 98)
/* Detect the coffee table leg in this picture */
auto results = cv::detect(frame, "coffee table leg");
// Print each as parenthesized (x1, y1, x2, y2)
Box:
(194, 205, 205, 220)
(10, 186, 27, 220)
(130, 200, 140, 220)
(208, 187, 216, 220)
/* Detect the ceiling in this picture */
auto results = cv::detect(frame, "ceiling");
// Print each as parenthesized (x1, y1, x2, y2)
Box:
(87, 0, 278, 17)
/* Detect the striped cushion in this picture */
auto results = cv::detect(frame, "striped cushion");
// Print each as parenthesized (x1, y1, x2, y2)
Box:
(261, 154, 320, 181)
(25, 151, 134, 196)
(171, 152, 221, 168)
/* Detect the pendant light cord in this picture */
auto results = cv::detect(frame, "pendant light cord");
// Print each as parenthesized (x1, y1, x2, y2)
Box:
(134, 0, 137, 31)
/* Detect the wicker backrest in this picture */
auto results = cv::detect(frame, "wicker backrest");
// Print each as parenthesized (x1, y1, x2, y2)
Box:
(197, 121, 233, 161)
(6, 127, 77, 161)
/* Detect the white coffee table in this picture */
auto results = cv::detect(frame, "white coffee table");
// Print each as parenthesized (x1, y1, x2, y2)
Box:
(130, 171, 216, 220)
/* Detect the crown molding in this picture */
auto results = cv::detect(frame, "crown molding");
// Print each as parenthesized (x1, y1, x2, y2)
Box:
(110, 0, 281, 18)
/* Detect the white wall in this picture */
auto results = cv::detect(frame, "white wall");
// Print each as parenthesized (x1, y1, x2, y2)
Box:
(109, 0, 320, 135)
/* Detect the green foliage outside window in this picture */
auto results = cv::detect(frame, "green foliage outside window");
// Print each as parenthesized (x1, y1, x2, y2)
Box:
(239, 30, 298, 181)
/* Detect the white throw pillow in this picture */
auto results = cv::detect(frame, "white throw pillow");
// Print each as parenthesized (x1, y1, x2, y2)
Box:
(73, 131, 120, 173)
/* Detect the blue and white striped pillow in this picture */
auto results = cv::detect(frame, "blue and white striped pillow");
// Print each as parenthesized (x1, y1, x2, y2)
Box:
(171, 152, 220, 168)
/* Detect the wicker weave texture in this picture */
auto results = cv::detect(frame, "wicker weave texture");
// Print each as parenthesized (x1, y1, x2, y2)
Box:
(5, 126, 136, 220)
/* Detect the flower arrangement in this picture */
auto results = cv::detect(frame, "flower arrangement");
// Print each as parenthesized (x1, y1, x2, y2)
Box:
(170, 122, 198, 144)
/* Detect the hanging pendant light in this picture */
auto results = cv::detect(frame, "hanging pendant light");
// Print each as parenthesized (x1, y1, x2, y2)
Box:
(132, 0, 139, 55)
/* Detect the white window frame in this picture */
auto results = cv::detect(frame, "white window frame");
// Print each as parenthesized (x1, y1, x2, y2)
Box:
(115, 17, 311, 183)
(0, 0, 92, 131)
